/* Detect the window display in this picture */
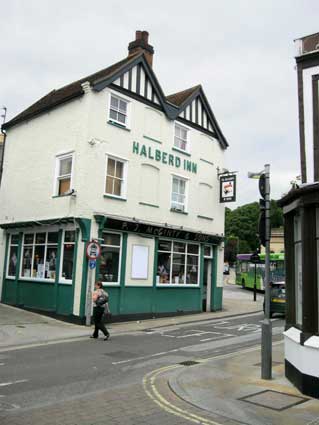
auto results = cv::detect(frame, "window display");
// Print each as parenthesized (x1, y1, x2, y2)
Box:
(98, 232, 121, 284)
(21, 232, 58, 280)
(7, 234, 19, 278)
(157, 240, 199, 285)
(61, 230, 76, 281)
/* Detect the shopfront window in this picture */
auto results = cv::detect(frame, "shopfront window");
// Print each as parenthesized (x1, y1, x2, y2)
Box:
(7, 234, 19, 278)
(99, 232, 121, 284)
(157, 240, 199, 285)
(294, 213, 302, 326)
(60, 230, 76, 282)
(21, 231, 58, 280)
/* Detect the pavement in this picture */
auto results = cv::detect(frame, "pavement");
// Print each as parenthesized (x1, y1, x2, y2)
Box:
(1, 270, 319, 424)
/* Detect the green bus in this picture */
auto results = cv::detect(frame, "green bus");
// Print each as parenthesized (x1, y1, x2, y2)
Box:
(236, 253, 285, 291)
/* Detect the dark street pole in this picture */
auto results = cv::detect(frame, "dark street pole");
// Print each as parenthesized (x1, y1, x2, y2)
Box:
(261, 163, 272, 379)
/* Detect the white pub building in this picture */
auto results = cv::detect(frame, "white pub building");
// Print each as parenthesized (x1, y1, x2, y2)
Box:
(0, 31, 228, 322)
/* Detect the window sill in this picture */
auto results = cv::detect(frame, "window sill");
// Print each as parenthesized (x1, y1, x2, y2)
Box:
(104, 194, 127, 202)
(101, 282, 120, 287)
(156, 284, 200, 288)
(107, 120, 130, 131)
(52, 193, 72, 198)
(139, 202, 159, 208)
(5, 276, 15, 280)
(59, 281, 72, 285)
(19, 278, 55, 284)
(172, 147, 191, 157)
(170, 208, 188, 215)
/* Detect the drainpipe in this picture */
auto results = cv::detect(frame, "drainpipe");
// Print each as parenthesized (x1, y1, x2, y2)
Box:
(0, 107, 7, 186)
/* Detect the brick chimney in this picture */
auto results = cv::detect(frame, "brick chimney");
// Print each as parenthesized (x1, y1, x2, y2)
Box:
(128, 30, 154, 67)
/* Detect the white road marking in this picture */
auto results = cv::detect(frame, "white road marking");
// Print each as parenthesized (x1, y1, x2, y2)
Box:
(112, 349, 180, 365)
(0, 363, 4, 366)
(0, 379, 28, 387)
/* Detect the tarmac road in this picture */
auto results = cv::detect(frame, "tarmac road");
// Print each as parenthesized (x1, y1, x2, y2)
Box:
(0, 312, 285, 425)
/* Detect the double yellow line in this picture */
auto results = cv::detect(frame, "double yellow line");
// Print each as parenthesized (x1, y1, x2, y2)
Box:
(143, 342, 284, 424)
(143, 364, 221, 425)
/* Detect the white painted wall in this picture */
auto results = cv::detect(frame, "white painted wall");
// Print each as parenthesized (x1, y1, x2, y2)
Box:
(284, 327, 319, 377)
(78, 86, 225, 236)
(302, 65, 319, 183)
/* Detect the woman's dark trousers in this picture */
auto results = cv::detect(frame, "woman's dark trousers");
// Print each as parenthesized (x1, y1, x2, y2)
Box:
(92, 306, 109, 338)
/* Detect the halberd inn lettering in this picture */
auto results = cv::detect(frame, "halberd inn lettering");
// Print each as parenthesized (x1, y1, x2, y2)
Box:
(132, 141, 197, 174)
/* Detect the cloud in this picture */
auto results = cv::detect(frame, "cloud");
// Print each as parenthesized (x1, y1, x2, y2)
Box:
(1, 0, 318, 206)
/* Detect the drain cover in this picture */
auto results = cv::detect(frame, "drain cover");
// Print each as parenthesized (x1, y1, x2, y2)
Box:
(179, 360, 200, 366)
(239, 390, 309, 411)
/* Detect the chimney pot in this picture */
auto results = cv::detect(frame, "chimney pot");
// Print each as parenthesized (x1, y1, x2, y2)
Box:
(135, 30, 142, 40)
(128, 30, 154, 67)
(141, 31, 149, 43)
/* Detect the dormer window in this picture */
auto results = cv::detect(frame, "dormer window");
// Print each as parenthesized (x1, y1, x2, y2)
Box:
(174, 124, 189, 152)
(109, 94, 129, 127)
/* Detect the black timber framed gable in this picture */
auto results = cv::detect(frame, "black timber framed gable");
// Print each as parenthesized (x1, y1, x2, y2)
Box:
(3, 50, 228, 150)
(93, 54, 168, 114)
(172, 86, 228, 148)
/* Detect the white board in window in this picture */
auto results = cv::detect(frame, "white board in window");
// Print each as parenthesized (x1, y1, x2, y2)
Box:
(131, 245, 149, 279)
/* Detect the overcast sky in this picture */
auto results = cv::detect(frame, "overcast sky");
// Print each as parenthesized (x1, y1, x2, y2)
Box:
(1, 0, 318, 207)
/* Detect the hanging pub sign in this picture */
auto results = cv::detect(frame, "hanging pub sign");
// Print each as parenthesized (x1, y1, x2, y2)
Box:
(220, 174, 236, 203)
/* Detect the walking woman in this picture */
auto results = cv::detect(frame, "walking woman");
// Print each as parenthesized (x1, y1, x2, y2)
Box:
(90, 281, 110, 340)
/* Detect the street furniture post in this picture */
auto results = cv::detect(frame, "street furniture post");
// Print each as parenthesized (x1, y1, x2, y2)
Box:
(85, 241, 101, 327)
(248, 164, 272, 379)
(261, 164, 272, 379)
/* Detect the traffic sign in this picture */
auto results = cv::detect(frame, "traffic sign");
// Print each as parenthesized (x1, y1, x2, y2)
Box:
(86, 241, 101, 260)
(89, 259, 96, 269)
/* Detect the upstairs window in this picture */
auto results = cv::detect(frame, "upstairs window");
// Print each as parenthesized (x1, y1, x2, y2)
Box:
(174, 124, 189, 152)
(55, 153, 73, 196)
(171, 175, 187, 212)
(105, 155, 127, 198)
(109, 94, 128, 126)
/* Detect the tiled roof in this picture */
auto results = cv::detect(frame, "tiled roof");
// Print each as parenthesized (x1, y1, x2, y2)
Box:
(166, 85, 201, 106)
(3, 53, 142, 129)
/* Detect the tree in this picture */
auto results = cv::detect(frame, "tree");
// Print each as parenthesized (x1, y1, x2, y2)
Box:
(224, 200, 283, 254)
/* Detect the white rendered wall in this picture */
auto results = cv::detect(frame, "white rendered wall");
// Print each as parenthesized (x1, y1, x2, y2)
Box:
(77, 86, 225, 237)
(302, 65, 319, 183)
(0, 97, 87, 224)
(284, 327, 319, 377)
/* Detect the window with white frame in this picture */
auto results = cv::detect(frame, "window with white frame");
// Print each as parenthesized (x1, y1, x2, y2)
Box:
(174, 124, 189, 152)
(55, 153, 73, 196)
(7, 234, 19, 278)
(157, 240, 199, 285)
(171, 175, 187, 212)
(98, 232, 121, 284)
(60, 230, 76, 282)
(105, 156, 127, 198)
(21, 232, 58, 280)
(109, 94, 128, 126)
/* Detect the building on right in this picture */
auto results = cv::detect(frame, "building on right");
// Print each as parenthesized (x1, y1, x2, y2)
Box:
(278, 32, 319, 398)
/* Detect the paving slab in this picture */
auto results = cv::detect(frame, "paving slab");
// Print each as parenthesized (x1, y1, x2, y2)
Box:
(169, 343, 319, 425)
